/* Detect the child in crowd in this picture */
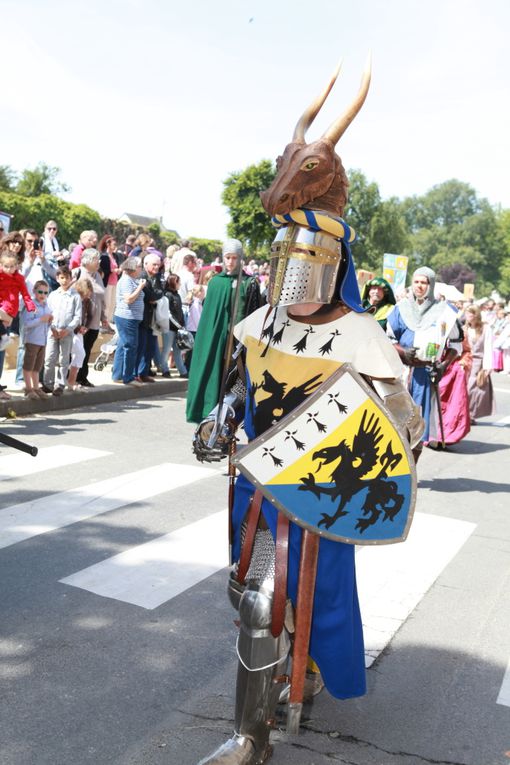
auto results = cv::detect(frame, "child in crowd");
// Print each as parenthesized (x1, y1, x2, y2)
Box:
(43, 266, 81, 395)
(67, 279, 94, 391)
(22, 280, 53, 399)
(0, 251, 36, 350)
(186, 284, 205, 336)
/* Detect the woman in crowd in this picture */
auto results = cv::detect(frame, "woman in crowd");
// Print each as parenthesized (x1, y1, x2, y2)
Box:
(160, 274, 188, 378)
(129, 233, 153, 261)
(112, 256, 146, 386)
(73, 249, 107, 387)
(1, 231, 25, 264)
(464, 305, 495, 424)
(98, 235, 121, 324)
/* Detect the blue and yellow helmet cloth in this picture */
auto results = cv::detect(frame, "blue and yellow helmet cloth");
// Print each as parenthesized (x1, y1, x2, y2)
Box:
(270, 209, 364, 312)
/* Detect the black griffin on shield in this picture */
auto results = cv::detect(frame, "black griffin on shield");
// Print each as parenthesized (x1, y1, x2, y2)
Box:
(298, 409, 405, 532)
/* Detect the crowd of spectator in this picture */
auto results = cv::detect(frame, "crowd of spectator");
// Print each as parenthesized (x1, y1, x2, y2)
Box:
(0, 222, 271, 401)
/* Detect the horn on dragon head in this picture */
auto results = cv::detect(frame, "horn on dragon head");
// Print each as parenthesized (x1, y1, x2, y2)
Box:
(260, 57, 372, 218)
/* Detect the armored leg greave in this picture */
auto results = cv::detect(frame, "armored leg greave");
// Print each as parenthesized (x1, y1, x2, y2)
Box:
(198, 531, 290, 765)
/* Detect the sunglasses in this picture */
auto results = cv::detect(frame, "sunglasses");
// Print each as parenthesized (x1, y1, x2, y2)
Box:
(47, 227, 57, 231)
(36, 290, 49, 295)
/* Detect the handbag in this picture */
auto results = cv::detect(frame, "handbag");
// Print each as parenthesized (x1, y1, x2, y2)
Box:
(151, 296, 170, 335)
(168, 313, 194, 350)
(475, 368, 487, 388)
(176, 328, 194, 351)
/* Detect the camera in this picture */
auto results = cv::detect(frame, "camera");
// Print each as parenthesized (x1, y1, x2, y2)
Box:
(33, 239, 40, 251)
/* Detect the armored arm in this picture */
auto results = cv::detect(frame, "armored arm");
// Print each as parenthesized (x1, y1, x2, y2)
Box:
(369, 377, 424, 450)
(192, 346, 247, 463)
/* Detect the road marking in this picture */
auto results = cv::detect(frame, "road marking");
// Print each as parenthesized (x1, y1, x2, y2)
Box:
(0, 445, 110, 481)
(493, 387, 510, 394)
(495, 415, 510, 426)
(0, 463, 217, 550)
(497, 657, 510, 707)
(356, 512, 476, 668)
(60, 510, 229, 609)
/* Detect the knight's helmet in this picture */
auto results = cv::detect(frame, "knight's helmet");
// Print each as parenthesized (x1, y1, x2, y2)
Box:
(260, 60, 371, 311)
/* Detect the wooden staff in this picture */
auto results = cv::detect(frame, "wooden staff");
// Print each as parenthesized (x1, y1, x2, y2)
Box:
(287, 529, 320, 734)
(227, 437, 237, 565)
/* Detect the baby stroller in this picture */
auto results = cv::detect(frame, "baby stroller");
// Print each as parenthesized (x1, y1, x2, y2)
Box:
(93, 331, 119, 371)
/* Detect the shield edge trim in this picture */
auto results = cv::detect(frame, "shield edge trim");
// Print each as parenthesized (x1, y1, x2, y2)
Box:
(232, 362, 418, 546)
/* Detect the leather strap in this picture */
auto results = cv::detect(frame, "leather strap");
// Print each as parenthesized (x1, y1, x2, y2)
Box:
(271, 511, 289, 637)
(236, 490, 262, 585)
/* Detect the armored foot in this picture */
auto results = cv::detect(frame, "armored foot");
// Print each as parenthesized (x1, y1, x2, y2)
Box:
(197, 734, 272, 765)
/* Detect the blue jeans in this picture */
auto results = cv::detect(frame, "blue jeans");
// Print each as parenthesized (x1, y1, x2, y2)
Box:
(161, 330, 187, 375)
(136, 324, 158, 377)
(112, 316, 141, 383)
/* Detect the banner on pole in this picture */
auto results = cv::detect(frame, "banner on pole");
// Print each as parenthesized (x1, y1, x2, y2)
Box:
(383, 253, 408, 294)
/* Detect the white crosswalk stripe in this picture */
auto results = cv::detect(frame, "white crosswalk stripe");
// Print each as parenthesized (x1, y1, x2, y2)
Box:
(60, 509, 229, 608)
(0, 462, 217, 550)
(356, 513, 476, 667)
(497, 657, 510, 707)
(0, 444, 109, 481)
(0, 444, 503, 707)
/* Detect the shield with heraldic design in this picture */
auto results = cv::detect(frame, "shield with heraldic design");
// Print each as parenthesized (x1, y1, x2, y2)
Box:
(232, 363, 417, 545)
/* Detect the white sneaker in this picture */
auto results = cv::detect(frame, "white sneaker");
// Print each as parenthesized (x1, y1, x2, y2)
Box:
(0, 336, 12, 351)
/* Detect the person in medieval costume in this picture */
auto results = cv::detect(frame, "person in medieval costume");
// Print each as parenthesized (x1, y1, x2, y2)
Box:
(361, 276, 396, 331)
(192, 63, 424, 765)
(186, 239, 263, 424)
(387, 266, 463, 447)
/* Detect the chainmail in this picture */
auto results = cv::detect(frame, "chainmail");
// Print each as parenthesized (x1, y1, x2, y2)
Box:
(245, 530, 276, 584)
(230, 376, 247, 403)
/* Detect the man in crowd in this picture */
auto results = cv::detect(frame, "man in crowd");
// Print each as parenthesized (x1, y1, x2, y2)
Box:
(41, 220, 62, 290)
(177, 253, 197, 307)
(69, 231, 98, 269)
(135, 252, 164, 383)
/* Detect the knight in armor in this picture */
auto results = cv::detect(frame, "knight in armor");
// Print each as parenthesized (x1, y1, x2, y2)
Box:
(186, 239, 263, 424)
(192, 63, 424, 765)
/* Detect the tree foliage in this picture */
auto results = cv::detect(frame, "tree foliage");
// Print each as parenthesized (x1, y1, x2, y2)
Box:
(0, 190, 101, 246)
(16, 162, 70, 197)
(343, 170, 409, 272)
(0, 165, 17, 192)
(222, 160, 276, 256)
(402, 180, 506, 295)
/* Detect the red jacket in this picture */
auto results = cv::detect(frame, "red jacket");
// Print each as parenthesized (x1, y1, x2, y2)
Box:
(0, 271, 36, 317)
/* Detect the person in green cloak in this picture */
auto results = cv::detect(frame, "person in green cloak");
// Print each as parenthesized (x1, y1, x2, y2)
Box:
(361, 276, 396, 331)
(186, 239, 263, 423)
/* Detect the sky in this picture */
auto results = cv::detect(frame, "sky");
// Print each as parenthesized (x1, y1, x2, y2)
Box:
(2, 0, 509, 241)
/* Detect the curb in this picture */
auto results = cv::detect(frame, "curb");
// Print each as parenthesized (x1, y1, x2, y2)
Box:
(0, 379, 188, 418)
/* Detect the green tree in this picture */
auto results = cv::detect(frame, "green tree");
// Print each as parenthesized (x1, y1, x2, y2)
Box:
(189, 238, 222, 261)
(402, 180, 506, 295)
(16, 162, 70, 197)
(222, 159, 276, 256)
(344, 170, 409, 272)
(496, 209, 510, 297)
(0, 191, 101, 245)
(0, 165, 17, 192)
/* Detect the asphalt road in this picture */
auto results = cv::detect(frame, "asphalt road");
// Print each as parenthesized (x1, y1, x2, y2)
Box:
(0, 377, 509, 765)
